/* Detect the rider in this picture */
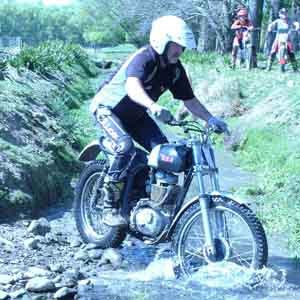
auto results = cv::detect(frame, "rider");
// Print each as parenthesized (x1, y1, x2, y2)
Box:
(267, 7, 299, 71)
(231, 7, 256, 69)
(90, 15, 228, 227)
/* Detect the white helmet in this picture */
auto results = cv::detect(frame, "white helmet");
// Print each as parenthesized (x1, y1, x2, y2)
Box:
(150, 15, 196, 55)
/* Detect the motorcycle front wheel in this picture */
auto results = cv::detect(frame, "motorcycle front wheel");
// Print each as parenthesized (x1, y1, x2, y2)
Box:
(279, 46, 287, 73)
(173, 196, 268, 277)
(74, 160, 127, 248)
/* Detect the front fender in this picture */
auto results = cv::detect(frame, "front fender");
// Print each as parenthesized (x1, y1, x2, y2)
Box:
(78, 140, 101, 162)
(167, 191, 251, 237)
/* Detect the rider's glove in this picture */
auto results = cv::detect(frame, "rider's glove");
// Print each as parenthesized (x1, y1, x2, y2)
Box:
(149, 103, 173, 123)
(208, 116, 228, 134)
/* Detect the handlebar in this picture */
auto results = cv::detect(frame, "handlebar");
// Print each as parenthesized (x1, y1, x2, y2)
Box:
(233, 27, 260, 32)
(165, 118, 230, 136)
(269, 29, 299, 33)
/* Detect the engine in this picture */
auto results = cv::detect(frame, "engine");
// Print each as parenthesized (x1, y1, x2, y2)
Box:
(130, 170, 181, 238)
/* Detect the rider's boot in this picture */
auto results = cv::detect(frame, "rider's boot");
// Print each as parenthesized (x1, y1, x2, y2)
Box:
(267, 53, 275, 71)
(231, 46, 238, 69)
(289, 52, 298, 72)
(102, 180, 127, 227)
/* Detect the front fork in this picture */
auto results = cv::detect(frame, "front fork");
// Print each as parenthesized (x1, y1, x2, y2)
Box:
(192, 140, 224, 258)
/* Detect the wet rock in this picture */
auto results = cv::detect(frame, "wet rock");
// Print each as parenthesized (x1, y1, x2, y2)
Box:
(120, 260, 130, 269)
(49, 232, 69, 245)
(77, 280, 92, 296)
(12, 273, 24, 282)
(27, 218, 51, 236)
(32, 295, 48, 300)
(34, 235, 48, 245)
(1, 284, 11, 291)
(24, 238, 40, 250)
(64, 269, 85, 282)
(88, 249, 103, 260)
(25, 277, 56, 292)
(78, 279, 91, 286)
(55, 274, 77, 289)
(123, 240, 135, 247)
(0, 238, 14, 248)
(0, 275, 14, 285)
(52, 276, 62, 284)
(0, 290, 9, 300)
(24, 267, 51, 279)
(98, 248, 123, 269)
(44, 232, 58, 243)
(97, 264, 114, 271)
(53, 287, 77, 299)
(69, 238, 82, 248)
(85, 243, 100, 251)
(49, 264, 65, 274)
(74, 250, 88, 262)
(56, 269, 85, 289)
(10, 288, 26, 299)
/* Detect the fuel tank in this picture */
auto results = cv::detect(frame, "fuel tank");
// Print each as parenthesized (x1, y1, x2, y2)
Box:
(148, 143, 191, 173)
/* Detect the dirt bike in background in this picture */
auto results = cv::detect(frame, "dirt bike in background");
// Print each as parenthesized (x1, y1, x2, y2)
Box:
(268, 21, 300, 73)
(275, 27, 298, 73)
(74, 119, 268, 277)
(235, 27, 259, 70)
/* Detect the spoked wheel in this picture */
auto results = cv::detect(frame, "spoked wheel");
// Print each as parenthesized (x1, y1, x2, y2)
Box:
(74, 160, 127, 248)
(279, 47, 287, 73)
(173, 197, 268, 277)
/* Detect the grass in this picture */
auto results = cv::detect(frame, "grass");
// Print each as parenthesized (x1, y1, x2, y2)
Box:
(0, 42, 101, 213)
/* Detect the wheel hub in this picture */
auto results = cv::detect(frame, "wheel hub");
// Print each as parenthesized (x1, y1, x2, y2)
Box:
(203, 238, 231, 263)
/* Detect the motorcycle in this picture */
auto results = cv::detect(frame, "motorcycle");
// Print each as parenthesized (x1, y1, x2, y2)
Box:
(235, 27, 257, 70)
(276, 27, 298, 73)
(74, 119, 268, 276)
(269, 23, 299, 72)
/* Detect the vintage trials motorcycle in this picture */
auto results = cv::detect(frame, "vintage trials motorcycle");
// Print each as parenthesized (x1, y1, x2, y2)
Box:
(235, 27, 259, 70)
(74, 119, 268, 276)
(273, 26, 298, 73)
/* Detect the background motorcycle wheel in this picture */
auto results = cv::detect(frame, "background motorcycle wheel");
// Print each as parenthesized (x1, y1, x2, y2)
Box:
(173, 196, 268, 277)
(279, 46, 287, 73)
(74, 160, 127, 248)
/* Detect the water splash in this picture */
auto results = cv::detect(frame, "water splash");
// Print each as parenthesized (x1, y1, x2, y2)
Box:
(127, 257, 289, 292)
(128, 258, 176, 281)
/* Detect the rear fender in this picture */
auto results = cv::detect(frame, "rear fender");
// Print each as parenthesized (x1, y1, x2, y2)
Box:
(78, 140, 101, 162)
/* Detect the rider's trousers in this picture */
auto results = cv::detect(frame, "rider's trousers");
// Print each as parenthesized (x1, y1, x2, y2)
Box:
(95, 106, 168, 182)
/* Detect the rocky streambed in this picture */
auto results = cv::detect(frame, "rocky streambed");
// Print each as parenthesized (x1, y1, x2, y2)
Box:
(1, 150, 300, 300)
(1, 205, 300, 300)
(0, 206, 125, 300)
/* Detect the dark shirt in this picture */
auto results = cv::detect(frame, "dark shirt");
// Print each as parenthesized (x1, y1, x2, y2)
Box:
(112, 45, 194, 123)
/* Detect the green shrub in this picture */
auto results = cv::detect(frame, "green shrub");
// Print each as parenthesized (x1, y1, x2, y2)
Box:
(9, 41, 93, 77)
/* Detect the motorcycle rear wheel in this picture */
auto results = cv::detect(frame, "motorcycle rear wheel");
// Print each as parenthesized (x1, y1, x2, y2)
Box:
(280, 63, 286, 73)
(173, 196, 268, 277)
(74, 160, 127, 248)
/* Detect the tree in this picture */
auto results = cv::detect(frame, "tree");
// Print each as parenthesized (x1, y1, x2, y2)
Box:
(249, 0, 264, 51)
